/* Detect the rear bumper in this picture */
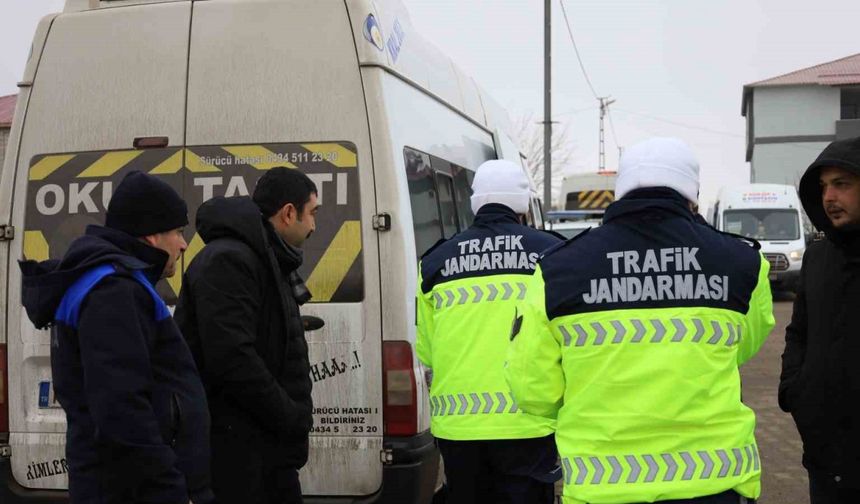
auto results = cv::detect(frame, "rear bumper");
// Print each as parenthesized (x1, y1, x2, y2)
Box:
(1, 431, 439, 504)
(306, 430, 440, 504)
(0, 457, 68, 503)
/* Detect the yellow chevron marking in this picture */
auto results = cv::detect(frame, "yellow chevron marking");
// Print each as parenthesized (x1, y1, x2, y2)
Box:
(184, 150, 221, 173)
(183, 233, 206, 268)
(306, 221, 362, 302)
(301, 143, 357, 168)
(29, 155, 75, 181)
(594, 191, 614, 208)
(77, 150, 143, 178)
(579, 191, 599, 208)
(166, 233, 206, 297)
(223, 145, 297, 170)
(23, 231, 50, 261)
(149, 150, 184, 175)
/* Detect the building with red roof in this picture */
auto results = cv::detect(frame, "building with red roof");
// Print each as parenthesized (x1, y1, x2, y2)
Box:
(742, 54, 860, 185)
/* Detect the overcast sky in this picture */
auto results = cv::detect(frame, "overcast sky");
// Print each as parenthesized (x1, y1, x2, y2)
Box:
(2, 0, 858, 208)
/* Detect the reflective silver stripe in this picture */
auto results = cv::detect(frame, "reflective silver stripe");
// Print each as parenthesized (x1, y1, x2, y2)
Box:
(517, 282, 527, 300)
(433, 292, 443, 309)
(573, 324, 588, 346)
(626, 455, 641, 483)
(482, 392, 494, 414)
(560, 325, 573, 347)
(472, 285, 483, 302)
(560, 319, 742, 348)
(592, 322, 607, 345)
(430, 396, 438, 415)
(643, 454, 659, 482)
(631, 319, 646, 342)
(680, 451, 696, 481)
(469, 393, 481, 414)
(486, 284, 499, 301)
(716, 449, 731, 478)
(737, 325, 743, 347)
(457, 287, 469, 305)
(752, 444, 760, 471)
(509, 400, 519, 413)
(725, 324, 736, 346)
(699, 451, 714, 479)
(671, 319, 687, 342)
(611, 321, 626, 343)
(562, 457, 573, 485)
(692, 319, 706, 342)
(663, 453, 678, 481)
(709, 321, 723, 345)
(457, 394, 468, 415)
(501, 282, 514, 300)
(607, 456, 623, 484)
(447, 395, 457, 415)
(495, 392, 508, 413)
(574, 457, 588, 485)
(651, 320, 667, 343)
(445, 290, 455, 307)
(732, 448, 744, 477)
(562, 447, 758, 486)
(590, 457, 605, 484)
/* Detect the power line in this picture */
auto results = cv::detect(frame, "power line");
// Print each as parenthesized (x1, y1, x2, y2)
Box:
(613, 108, 745, 138)
(558, 0, 599, 100)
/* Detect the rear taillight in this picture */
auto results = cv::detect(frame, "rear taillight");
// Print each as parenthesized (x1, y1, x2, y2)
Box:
(382, 341, 417, 436)
(0, 344, 8, 433)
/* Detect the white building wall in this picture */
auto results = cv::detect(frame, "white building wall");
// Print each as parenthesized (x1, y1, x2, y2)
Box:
(750, 85, 839, 184)
(751, 141, 829, 186)
(753, 85, 839, 137)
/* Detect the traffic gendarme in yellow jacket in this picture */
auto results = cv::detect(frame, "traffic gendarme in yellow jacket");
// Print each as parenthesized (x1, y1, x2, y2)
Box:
(507, 193, 775, 504)
(417, 204, 562, 441)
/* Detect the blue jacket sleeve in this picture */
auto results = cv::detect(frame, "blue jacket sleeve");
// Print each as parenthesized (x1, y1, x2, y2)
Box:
(77, 276, 187, 503)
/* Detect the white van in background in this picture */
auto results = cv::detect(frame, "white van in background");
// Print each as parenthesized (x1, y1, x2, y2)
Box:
(711, 184, 811, 292)
(0, 1, 539, 502)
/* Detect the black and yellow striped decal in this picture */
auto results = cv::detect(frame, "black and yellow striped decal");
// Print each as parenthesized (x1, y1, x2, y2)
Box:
(570, 190, 614, 210)
(24, 142, 363, 304)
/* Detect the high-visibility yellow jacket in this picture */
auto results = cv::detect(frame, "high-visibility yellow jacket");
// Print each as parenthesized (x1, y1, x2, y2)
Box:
(417, 204, 562, 441)
(506, 194, 775, 504)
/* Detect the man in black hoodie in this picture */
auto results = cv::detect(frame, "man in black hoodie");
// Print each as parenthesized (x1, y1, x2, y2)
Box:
(175, 168, 317, 504)
(780, 136, 860, 503)
(19, 171, 214, 504)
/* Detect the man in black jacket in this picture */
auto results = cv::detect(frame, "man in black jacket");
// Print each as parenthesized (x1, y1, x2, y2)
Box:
(175, 168, 318, 504)
(780, 136, 860, 504)
(20, 171, 214, 504)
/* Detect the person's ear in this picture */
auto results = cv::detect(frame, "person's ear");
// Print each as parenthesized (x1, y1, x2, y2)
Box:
(141, 234, 158, 247)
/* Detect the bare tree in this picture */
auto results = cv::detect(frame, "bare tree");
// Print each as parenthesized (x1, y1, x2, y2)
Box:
(512, 113, 576, 209)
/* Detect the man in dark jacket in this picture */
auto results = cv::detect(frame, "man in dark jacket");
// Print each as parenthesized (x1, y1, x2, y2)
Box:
(19, 171, 214, 504)
(175, 167, 318, 504)
(780, 136, 860, 504)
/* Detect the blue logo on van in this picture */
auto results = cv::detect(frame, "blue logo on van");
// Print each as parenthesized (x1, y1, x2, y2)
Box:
(386, 19, 406, 63)
(363, 14, 385, 52)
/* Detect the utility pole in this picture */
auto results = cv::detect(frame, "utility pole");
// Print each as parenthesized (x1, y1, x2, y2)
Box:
(598, 96, 615, 173)
(543, 0, 552, 209)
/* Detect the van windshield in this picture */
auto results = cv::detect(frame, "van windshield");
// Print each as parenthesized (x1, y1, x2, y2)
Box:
(723, 209, 800, 241)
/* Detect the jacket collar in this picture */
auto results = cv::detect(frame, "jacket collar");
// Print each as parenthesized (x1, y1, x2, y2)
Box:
(474, 203, 522, 226)
(84, 226, 167, 284)
(604, 187, 694, 224)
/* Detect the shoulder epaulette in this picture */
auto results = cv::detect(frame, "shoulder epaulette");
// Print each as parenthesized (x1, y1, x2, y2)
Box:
(540, 227, 592, 260)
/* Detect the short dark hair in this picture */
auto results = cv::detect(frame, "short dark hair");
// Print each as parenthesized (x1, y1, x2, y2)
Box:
(253, 167, 318, 218)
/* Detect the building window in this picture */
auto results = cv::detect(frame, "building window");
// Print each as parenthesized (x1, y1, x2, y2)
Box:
(841, 88, 860, 120)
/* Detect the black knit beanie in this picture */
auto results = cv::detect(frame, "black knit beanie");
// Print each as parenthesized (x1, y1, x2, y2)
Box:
(105, 171, 188, 237)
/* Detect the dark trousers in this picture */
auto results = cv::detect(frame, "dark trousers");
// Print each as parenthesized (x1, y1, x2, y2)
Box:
(211, 424, 303, 504)
(437, 435, 557, 504)
(809, 471, 860, 504)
